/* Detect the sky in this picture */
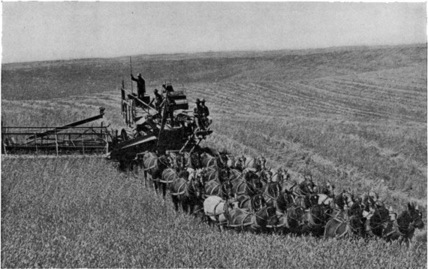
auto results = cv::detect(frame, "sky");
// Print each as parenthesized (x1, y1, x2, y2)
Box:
(2, 2, 427, 63)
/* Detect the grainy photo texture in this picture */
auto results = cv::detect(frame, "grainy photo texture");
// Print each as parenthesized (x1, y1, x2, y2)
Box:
(1, 2, 426, 268)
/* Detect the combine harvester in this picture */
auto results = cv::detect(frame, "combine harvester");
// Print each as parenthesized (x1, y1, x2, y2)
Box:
(108, 79, 213, 169)
(2, 75, 213, 167)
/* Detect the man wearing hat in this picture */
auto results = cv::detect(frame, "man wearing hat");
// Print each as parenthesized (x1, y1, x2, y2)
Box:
(199, 99, 211, 130)
(131, 73, 146, 99)
(193, 98, 204, 130)
(200, 99, 210, 117)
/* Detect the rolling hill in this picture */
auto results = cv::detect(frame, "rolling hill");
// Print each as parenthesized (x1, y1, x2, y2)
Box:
(1, 43, 426, 267)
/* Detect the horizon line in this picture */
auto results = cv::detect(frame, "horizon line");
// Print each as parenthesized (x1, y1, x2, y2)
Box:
(2, 42, 426, 65)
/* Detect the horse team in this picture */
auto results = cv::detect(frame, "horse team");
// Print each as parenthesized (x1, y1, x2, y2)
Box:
(137, 148, 424, 244)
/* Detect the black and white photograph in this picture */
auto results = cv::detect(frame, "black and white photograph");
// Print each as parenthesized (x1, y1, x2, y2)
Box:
(1, 2, 426, 268)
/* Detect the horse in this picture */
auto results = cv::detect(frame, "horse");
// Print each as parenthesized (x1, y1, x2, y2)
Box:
(231, 169, 263, 197)
(216, 150, 231, 168)
(234, 193, 266, 212)
(293, 192, 318, 210)
(317, 181, 335, 197)
(225, 168, 242, 182)
(324, 199, 365, 239)
(333, 190, 354, 210)
(186, 170, 206, 216)
(201, 166, 231, 183)
(200, 152, 218, 168)
(258, 169, 273, 187)
(262, 181, 281, 206)
(276, 187, 296, 215)
(364, 202, 390, 238)
(160, 168, 178, 195)
(300, 203, 331, 237)
(225, 154, 240, 169)
(183, 151, 202, 169)
(167, 152, 185, 171)
(239, 155, 263, 172)
(293, 174, 316, 197)
(203, 196, 236, 230)
(141, 152, 171, 197)
(281, 204, 306, 235)
(205, 179, 234, 200)
(234, 156, 245, 172)
(382, 203, 424, 245)
(169, 169, 204, 215)
(224, 202, 276, 233)
(271, 167, 290, 183)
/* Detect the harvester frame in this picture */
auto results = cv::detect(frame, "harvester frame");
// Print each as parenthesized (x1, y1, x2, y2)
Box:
(2, 107, 110, 156)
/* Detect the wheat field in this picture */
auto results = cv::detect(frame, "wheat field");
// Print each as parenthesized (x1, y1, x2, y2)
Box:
(2, 44, 426, 268)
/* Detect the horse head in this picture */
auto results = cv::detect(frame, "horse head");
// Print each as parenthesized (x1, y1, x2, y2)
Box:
(218, 167, 231, 183)
(318, 181, 335, 197)
(190, 152, 202, 169)
(265, 181, 281, 200)
(232, 156, 244, 171)
(276, 188, 295, 211)
(245, 171, 263, 194)
(221, 179, 234, 200)
(261, 169, 273, 183)
(308, 194, 319, 207)
(341, 190, 354, 209)
(274, 168, 290, 184)
(251, 194, 266, 212)
(254, 156, 266, 172)
(225, 154, 235, 169)
(190, 170, 205, 200)
(158, 154, 171, 170)
(300, 174, 316, 195)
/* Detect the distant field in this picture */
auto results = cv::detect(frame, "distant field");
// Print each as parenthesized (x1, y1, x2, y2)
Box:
(2, 44, 427, 267)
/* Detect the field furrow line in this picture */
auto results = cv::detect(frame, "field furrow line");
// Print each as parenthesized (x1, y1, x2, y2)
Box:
(266, 81, 401, 120)
(212, 121, 427, 209)
(325, 77, 426, 97)
(319, 77, 426, 107)
(288, 82, 422, 122)
(299, 80, 425, 118)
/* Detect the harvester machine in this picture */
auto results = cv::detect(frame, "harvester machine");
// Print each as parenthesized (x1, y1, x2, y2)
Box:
(107, 79, 213, 166)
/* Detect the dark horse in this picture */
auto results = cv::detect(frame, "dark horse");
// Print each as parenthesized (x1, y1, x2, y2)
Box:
(169, 169, 205, 215)
(364, 202, 391, 238)
(224, 202, 276, 233)
(235, 193, 266, 212)
(262, 181, 281, 206)
(202, 166, 230, 183)
(324, 201, 365, 239)
(300, 203, 331, 237)
(200, 152, 219, 168)
(142, 152, 170, 198)
(382, 202, 424, 245)
(183, 151, 202, 169)
(205, 178, 234, 200)
(231, 169, 263, 197)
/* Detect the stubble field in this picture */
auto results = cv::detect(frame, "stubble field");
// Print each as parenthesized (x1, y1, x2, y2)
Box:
(2, 44, 427, 268)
